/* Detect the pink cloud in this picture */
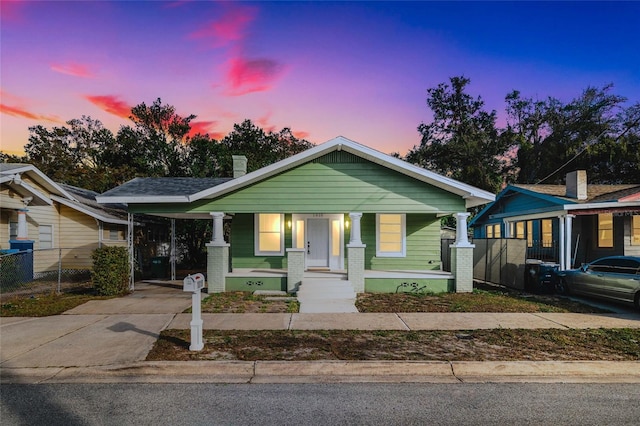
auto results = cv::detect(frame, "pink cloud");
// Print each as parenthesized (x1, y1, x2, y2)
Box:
(188, 120, 221, 138)
(0, 103, 60, 122)
(256, 111, 276, 132)
(224, 57, 286, 96)
(293, 131, 310, 140)
(84, 95, 132, 118)
(51, 62, 95, 78)
(189, 5, 257, 47)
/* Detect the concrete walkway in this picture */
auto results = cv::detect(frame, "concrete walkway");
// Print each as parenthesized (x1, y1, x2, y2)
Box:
(1, 283, 639, 384)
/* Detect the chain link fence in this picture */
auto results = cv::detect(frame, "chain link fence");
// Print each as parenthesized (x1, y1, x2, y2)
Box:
(0, 248, 94, 299)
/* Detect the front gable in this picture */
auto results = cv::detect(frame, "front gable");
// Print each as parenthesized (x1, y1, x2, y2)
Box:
(110, 137, 495, 216)
(471, 185, 571, 227)
(150, 151, 465, 215)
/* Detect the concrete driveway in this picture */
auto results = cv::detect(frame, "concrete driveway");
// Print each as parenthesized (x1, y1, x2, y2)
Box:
(1, 283, 194, 369)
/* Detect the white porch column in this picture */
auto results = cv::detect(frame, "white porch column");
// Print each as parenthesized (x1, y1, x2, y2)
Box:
(453, 212, 473, 247)
(503, 220, 511, 238)
(564, 215, 574, 270)
(210, 212, 225, 244)
(347, 212, 365, 293)
(450, 212, 475, 293)
(16, 209, 29, 240)
(348, 212, 363, 245)
(207, 212, 229, 293)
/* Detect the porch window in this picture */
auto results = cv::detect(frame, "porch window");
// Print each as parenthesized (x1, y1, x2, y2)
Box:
(632, 215, 640, 246)
(255, 214, 284, 255)
(109, 227, 122, 241)
(294, 220, 305, 249)
(510, 221, 525, 239)
(376, 214, 405, 257)
(598, 213, 613, 248)
(332, 220, 341, 256)
(486, 224, 500, 239)
(39, 225, 53, 249)
(527, 221, 533, 247)
(541, 219, 553, 247)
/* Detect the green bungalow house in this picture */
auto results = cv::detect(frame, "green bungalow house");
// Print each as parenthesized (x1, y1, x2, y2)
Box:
(97, 137, 494, 296)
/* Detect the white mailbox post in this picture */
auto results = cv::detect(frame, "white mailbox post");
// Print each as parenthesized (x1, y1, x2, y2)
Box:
(183, 273, 205, 351)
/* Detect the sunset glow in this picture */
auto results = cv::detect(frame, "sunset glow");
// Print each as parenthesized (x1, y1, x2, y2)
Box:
(1, 1, 638, 157)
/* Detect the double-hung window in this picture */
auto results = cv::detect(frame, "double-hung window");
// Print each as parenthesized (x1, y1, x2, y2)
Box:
(376, 214, 405, 257)
(631, 215, 640, 246)
(486, 224, 501, 239)
(598, 213, 613, 248)
(39, 225, 53, 249)
(255, 214, 284, 256)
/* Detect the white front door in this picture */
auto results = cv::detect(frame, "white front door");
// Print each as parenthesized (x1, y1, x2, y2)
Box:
(306, 218, 329, 268)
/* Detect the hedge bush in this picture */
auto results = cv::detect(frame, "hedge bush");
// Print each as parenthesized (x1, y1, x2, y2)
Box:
(91, 247, 130, 296)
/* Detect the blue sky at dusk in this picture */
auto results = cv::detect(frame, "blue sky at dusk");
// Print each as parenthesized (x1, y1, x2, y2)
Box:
(1, 1, 639, 156)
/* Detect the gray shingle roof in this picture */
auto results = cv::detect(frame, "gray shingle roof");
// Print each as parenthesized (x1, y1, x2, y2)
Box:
(0, 164, 28, 173)
(99, 177, 233, 198)
(57, 183, 129, 222)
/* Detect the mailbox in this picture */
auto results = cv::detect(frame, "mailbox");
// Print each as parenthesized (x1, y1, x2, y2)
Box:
(183, 273, 205, 292)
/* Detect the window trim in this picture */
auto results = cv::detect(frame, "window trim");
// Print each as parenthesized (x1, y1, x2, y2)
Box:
(254, 213, 285, 256)
(376, 213, 406, 258)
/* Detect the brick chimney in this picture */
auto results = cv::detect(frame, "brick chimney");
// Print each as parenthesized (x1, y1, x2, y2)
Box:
(566, 170, 587, 200)
(232, 155, 247, 178)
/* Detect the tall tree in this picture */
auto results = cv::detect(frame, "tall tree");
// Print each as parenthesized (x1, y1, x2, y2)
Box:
(407, 76, 508, 193)
(504, 84, 630, 184)
(217, 119, 313, 174)
(101, 98, 194, 178)
(23, 117, 118, 192)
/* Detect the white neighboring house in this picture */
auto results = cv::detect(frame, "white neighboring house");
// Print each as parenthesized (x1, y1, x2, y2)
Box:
(1, 163, 130, 275)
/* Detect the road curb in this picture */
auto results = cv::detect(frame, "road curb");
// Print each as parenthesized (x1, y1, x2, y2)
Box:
(2, 360, 639, 384)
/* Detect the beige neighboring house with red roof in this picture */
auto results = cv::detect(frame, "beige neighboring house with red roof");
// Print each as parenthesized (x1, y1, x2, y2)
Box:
(1, 164, 130, 275)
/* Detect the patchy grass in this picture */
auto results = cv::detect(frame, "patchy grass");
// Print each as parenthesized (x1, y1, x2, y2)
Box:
(198, 292, 300, 314)
(356, 288, 609, 313)
(147, 328, 640, 362)
(198, 286, 604, 315)
(0, 290, 114, 317)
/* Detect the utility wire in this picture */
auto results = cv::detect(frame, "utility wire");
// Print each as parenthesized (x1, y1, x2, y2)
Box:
(535, 114, 640, 184)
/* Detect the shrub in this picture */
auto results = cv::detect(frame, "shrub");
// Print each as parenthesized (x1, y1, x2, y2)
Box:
(91, 247, 130, 296)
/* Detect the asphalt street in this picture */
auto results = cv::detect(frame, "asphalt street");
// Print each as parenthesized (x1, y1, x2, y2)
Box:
(2, 383, 639, 425)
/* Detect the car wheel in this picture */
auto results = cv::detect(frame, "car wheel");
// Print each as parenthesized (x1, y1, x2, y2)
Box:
(555, 278, 569, 295)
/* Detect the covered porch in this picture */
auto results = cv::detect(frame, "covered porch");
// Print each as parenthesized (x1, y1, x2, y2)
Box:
(224, 268, 455, 294)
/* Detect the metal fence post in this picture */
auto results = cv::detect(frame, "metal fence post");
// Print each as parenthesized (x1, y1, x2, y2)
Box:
(128, 213, 135, 291)
(57, 248, 62, 294)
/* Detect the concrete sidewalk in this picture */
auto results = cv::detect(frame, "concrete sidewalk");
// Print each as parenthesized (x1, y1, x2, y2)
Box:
(1, 283, 639, 384)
